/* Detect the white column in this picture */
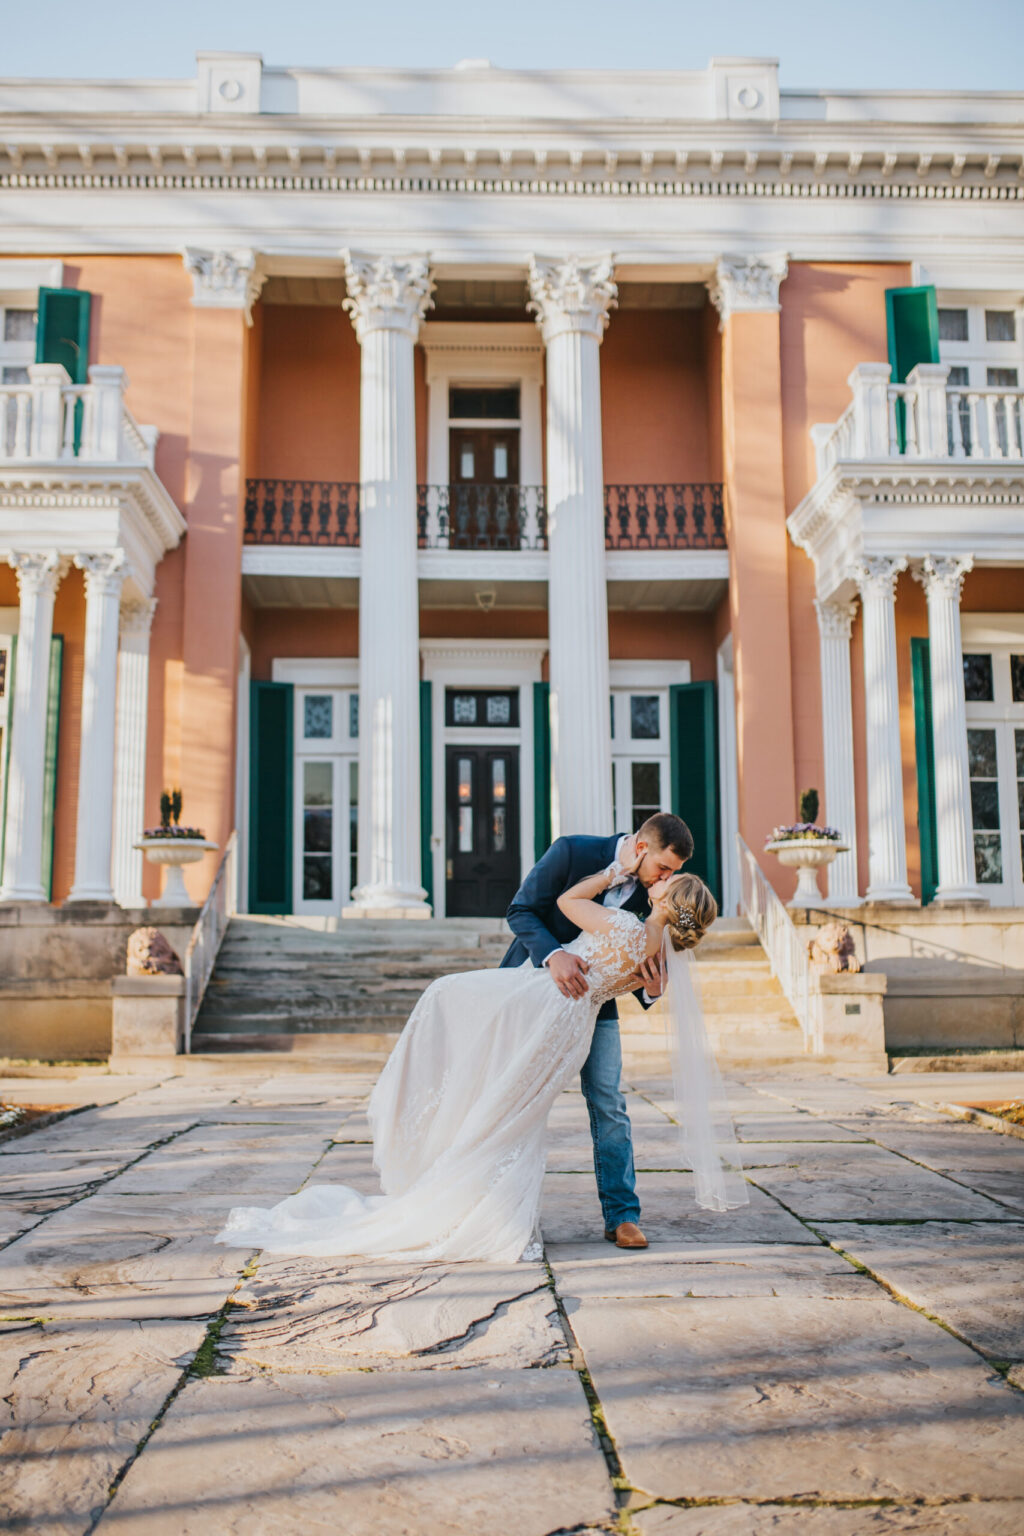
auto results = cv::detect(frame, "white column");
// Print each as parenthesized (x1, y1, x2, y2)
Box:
(716, 634, 741, 916)
(342, 252, 433, 913)
(69, 552, 128, 902)
(111, 595, 156, 908)
(0, 552, 67, 901)
(914, 555, 984, 903)
(528, 255, 617, 836)
(854, 557, 915, 903)
(815, 598, 861, 905)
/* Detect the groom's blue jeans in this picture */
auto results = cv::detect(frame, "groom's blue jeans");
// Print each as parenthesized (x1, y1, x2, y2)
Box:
(580, 1015, 640, 1230)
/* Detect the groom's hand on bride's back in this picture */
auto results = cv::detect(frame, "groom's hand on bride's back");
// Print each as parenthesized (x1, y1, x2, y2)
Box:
(547, 950, 590, 1000)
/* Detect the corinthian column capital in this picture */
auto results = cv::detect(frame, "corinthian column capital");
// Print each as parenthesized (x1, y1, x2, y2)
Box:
(119, 595, 158, 640)
(527, 255, 617, 343)
(74, 550, 129, 600)
(913, 554, 974, 603)
(814, 597, 858, 640)
(852, 556, 908, 602)
(708, 253, 789, 328)
(341, 252, 434, 341)
(6, 550, 70, 599)
(183, 248, 265, 325)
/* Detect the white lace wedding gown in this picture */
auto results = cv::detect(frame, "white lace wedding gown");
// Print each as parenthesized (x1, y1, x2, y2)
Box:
(215, 908, 648, 1264)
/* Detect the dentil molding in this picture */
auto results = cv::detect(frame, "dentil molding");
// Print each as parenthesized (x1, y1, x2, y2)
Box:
(341, 252, 434, 340)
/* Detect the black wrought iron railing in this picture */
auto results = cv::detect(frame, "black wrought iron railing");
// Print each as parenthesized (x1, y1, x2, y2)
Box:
(603, 484, 726, 550)
(244, 479, 361, 545)
(243, 478, 727, 552)
(418, 484, 547, 550)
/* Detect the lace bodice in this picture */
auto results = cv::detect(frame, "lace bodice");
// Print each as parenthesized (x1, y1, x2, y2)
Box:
(564, 909, 650, 1008)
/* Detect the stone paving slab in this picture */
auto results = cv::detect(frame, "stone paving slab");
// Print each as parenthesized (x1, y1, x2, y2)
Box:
(931, 1168, 1024, 1214)
(102, 1126, 332, 1198)
(0, 1150, 132, 1201)
(571, 1295, 1024, 1501)
(541, 1171, 815, 1245)
(0, 1314, 205, 1536)
(0, 1199, 56, 1245)
(1, 1104, 204, 1157)
(0, 1191, 248, 1319)
(633, 1501, 1024, 1534)
(548, 1241, 876, 1301)
(734, 1115, 870, 1142)
(818, 1221, 1024, 1359)
(853, 1121, 1024, 1173)
(746, 1146, 1014, 1221)
(548, 1123, 690, 1172)
(220, 1255, 568, 1373)
(102, 1368, 615, 1536)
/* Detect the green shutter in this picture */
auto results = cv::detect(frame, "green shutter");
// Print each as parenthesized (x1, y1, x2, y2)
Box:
(420, 679, 433, 907)
(41, 636, 63, 900)
(911, 637, 939, 905)
(248, 680, 293, 914)
(885, 285, 940, 453)
(0, 635, 15, 884)
(36, 288, 92, 383)
(533, 681, 552, 860)
(670, 681, 721, 906)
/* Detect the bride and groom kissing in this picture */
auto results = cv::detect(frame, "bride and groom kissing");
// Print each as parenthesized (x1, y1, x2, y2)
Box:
(218, 811, 747, 1265)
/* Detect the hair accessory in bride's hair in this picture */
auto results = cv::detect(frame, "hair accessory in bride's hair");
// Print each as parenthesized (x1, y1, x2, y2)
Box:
(675, 907, 696, 931)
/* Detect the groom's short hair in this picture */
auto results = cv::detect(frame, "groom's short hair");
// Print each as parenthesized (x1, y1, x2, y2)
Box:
(637, 812, 694, 863)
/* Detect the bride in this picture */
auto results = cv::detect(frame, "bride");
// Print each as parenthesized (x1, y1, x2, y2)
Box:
(216, 851, 746, 1265)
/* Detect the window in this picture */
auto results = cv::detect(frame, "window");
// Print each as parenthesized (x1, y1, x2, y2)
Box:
(611, 688, 671, 833)
(292, 684, 359, 912)
(0, 305, 36, 386)
(304, 695, 333, 740)
(963, 642, 1024, 906)
(938, 308, 969, 342)
(449, 385, 520, 420)
(985, 310, 1016, 344)
(963, 654, 994, 702)
(302, 761, 334, 900)
(936, 296, 1024, 403)
(445, 689, 519, 728)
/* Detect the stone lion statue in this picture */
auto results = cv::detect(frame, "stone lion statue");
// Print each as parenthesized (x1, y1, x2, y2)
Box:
(126, 927, 184, 977)
(807, 922, 861, 974)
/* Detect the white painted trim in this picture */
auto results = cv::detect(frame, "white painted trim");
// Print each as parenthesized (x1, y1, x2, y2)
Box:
(609, 660, 691, 688)
(0, 608, 19, 632)
(0, 259, 63, 301)
(243, 547, 360, 579)
(961, 612, 1024, 646)
(606, 551, 730, 582)
(717, 634, 741, 918)
(421, 323, 544, 488)
(242, 543, 732, 587)
(272, 657, 360, 687)
(420, 638, 546, 916)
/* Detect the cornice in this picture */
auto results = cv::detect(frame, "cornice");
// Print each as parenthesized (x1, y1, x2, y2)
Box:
(0, 465, 186, 555)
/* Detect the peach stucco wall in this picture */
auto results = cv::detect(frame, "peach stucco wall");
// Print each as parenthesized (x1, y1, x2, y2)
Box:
(601, 308, 714, 483)
(256, 304, 360, 481)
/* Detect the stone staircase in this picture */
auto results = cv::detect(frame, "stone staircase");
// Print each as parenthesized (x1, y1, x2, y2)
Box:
(192, 914, 808, 1068)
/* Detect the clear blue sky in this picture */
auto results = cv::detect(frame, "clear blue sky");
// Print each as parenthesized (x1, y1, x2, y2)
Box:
(3, 0, 1022, 91)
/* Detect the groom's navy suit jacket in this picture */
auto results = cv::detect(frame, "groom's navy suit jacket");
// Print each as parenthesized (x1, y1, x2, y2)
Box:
(501, 834, 652, 1024)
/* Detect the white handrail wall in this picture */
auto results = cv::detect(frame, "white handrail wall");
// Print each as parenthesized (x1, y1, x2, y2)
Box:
(183, 830, 237, 1051)
(737, 834, 813, 1051)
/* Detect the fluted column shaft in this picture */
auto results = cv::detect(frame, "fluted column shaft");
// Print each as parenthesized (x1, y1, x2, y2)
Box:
(0, 552, 66, 901)
(855, 558, 914, 903)
(344, 253, 433, 911)
(529, 256, 616, 836)
(69, 553, 128, 901)
(915, 556, 983, 902)
(815, 599, 860, 904)
(112, 597, 157, 907)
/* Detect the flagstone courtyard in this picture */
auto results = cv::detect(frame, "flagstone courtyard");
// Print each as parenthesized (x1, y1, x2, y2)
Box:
(1, 1064, 1023, 1535)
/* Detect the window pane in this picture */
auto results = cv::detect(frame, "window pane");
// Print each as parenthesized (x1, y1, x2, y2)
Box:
(304, 808, 332, 854)
(459, 447, 475, 478)
(1016, 728, 1024, 777)
(970, 779, 1000, 831)
(1011, 657, 1024, 704)
(492, 806, 507, 852)
(974, 835, 1003, 884)
(303, 760, 332, 806)
(1, 366, 30, 385)
(349, 760, 359, 894)
(304, 694, 333, 739)
(491, 758, 506, 801)
(449, 386, 520, 419)
(987, 367, 1019, 388)
(457, 758, 473, 803)
(947, 366, 970, 387)
(631, 761, 661, 808)
(349, 694, 359, 738)
(458, 805, 473, 852)
(493, 443, 508, 480)
(3, 309, 36, 342)
(630, 695, 660, 740)
(963, 654, 994, 701)
(486, 694, 511, 725)
(967, 728, 998, 779)
(938, 308, 969, 342)
(452, 695, 477, 724)
(985, 310, 1016, 343)
(303, 855, 332, 900)
(0, 650, 6, 698)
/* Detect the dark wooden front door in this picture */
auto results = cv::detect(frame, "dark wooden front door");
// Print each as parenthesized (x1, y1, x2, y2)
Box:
(445, 745, 521, 917)
(448, 426, 521, 548)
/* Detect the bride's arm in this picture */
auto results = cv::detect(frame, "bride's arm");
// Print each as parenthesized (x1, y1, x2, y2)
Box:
(556, 850, 642, 935)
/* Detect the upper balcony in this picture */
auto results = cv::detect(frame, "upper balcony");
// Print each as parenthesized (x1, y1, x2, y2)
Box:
(0, 364, 184, 590)
(789, 362, 1024, 600)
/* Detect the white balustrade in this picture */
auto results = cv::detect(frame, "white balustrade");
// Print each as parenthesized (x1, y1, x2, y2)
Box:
(737, 835, 813, 1050)
(811, 361, 1024, 469)
(184, 830, 237, 1050)
(0, 363, 154, 466)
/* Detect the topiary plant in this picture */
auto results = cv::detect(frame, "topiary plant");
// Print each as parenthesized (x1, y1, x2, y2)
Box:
(799, 787, 820, 825)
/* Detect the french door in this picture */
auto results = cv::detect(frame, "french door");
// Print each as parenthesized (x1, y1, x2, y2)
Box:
(293, 686, 359, 915)
(445, 744, 520, 917)
(964, 646, 1024, 906)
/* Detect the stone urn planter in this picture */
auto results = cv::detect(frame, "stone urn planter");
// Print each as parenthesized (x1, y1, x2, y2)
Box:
(765, 837, 849, 908)
(135, 836, 217, 907)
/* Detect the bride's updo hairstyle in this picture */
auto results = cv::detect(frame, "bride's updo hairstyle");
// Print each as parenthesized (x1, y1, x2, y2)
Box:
(662, 872, 717, 952)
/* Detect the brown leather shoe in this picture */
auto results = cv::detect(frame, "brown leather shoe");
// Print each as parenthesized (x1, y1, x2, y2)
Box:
(603, 1222, 648, 1249)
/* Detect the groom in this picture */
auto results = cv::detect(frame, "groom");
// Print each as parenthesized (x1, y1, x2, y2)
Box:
(502, 813, 694, 1250)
